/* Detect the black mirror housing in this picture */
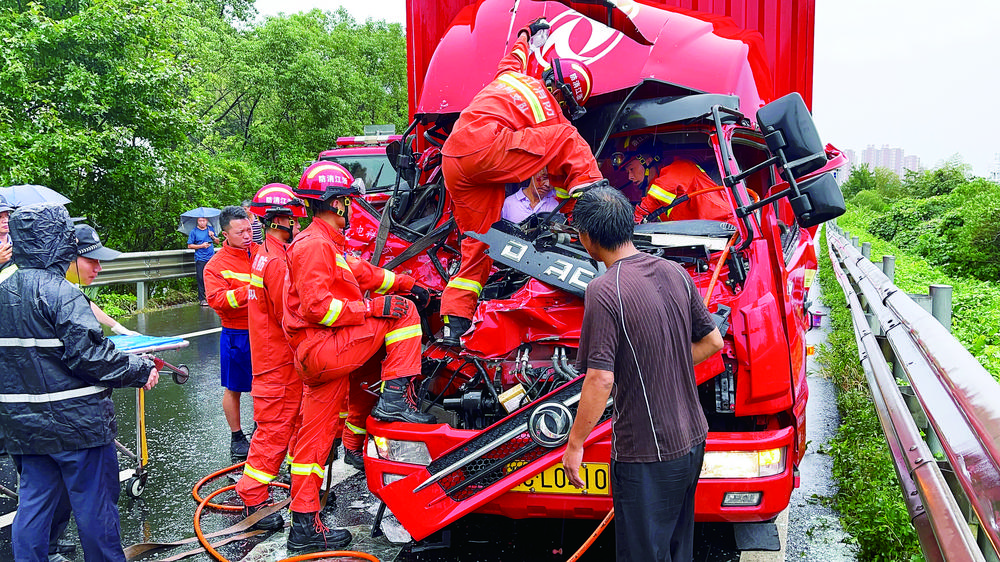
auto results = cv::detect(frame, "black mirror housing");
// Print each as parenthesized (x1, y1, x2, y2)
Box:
(789, 173, 845, 227)
(757, 93, 825, 178)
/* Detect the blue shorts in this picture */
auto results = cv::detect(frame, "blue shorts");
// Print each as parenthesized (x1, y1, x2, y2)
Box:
(221, 327, 252, 392)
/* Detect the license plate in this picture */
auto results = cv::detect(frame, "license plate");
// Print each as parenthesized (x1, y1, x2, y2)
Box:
(510, 462, 610, 496)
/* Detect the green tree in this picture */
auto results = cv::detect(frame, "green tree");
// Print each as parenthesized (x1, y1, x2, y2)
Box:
(840, 163, 876, 200)
(901, 156, 970, 198)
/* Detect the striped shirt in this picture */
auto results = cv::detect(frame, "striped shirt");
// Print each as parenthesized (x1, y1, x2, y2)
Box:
(578, 252, 715, 462)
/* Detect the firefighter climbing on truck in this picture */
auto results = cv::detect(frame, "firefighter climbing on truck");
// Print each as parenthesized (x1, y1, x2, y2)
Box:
(282, 160, 433, 551)
(438, 16, 606, 346)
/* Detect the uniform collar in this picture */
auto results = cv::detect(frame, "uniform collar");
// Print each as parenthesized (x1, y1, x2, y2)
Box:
(308, 216, 347, 250)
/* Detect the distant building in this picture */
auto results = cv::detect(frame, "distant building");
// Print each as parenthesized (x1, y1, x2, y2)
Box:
(990, 153, 1000, 183)
(855, 144, 921, 179)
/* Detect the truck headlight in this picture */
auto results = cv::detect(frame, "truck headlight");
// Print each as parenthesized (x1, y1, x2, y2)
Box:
(370, 435, 432, 466)
(700, 447, 785, 478)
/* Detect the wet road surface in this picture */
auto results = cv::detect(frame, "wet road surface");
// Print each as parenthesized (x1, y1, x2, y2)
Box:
(0, 292, 849, 561)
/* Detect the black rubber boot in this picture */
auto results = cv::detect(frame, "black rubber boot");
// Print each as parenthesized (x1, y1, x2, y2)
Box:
(439, 315, 471, 348)
(243, 502, 285, 531)
(344, 448, 365, 472)
(287, 511, 352, 552)
(371, 377, 436, 424)
(230, 431, 250, 461)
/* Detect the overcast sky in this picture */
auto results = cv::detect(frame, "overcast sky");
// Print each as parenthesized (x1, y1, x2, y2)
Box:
(254, 0, 1000, 176)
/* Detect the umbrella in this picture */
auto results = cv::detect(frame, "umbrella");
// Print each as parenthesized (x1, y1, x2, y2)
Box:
(0, 184, 71, 207)
(178, 207, 221, 236)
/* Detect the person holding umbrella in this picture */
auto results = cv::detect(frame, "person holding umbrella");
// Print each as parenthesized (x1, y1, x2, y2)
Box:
(186, 214, 220, 306)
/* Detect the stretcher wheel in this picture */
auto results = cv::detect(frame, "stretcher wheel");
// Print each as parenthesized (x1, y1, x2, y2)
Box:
(172, 364, 190, 385)
(125, 473, 148, 498)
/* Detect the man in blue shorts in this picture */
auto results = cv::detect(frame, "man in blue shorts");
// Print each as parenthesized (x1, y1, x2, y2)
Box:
(187, 216, 219, 306)
(204, 206, 258, 460)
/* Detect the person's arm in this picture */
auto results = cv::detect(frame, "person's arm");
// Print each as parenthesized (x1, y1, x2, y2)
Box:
(209, 229, 219, 244)
(287, 241, 367, 327)
(346, 255, 415, 295)
(692, 327, 723, 365)
(187, 230, 201, 250)
(88, 301, 139, 335)
(204, 259, 250, 311)
(563, 367, 614, 489)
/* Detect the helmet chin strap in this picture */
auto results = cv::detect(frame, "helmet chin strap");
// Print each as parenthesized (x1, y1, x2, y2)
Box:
(269, 220, 294, 243)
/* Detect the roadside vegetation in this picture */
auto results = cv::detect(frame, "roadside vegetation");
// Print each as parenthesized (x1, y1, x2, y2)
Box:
(819, 162, 999, 560)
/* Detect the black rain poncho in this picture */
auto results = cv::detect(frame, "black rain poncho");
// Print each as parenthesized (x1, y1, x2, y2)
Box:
(0, 204, 152, 455)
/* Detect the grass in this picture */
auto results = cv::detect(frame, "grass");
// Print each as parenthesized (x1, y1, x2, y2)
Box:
(817, 224, 923, 561)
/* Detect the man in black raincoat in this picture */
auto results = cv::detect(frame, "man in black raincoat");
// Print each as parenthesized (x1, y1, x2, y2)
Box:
(0, 203, 160, 562)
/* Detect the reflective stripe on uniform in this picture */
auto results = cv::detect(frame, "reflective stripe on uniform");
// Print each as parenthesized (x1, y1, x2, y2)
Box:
(0, 337, 63, 348)
(497, 74, 546, 123)
(0, 264, 18, 284)
(647, 184, 677, 205)
(0, 385, 104, 404)
(319, 298, 345, 326)
(221, 270, 252, 282)
(285, 453, 294, 464)
(339, 411, 348, 419)
(243, 463, 277, 484)
(336, 255, 351, 272)
(385, 324, 422, 346)
(290, 462, 326, 479)
(375, 270, 396, 294)
(346, 421, 366, 435)
(446, 277, 483, 296)
(226, 290, 239, 308)
(250, 274, 264, 288)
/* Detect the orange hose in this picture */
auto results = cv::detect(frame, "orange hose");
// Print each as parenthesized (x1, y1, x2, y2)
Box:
(703, 233, 738, 307)
(194, 483, 380, 562)
(192, 461, 289, 511)
(566, 508, 614, 562)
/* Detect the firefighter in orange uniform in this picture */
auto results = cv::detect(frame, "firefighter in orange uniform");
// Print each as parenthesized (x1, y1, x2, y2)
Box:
(439, 18, 606, 346)
(283, 161, 433, 552)
(234, 183, 305, 531)
(203, 205, 259, 460)
(624, 146, 733, 224)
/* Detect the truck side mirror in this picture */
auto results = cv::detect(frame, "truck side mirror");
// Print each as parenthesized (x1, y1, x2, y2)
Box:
(757, 93, 826, 179)
(789, 173, 845, 227)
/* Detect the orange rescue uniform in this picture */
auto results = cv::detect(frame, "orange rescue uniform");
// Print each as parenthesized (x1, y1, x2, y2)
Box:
(440, 35, 602, 320)
(204, 241, 258, 329)
(283, 217, 421, 513)
(636, 160, 733, 223)
(236, 234, 303, 507)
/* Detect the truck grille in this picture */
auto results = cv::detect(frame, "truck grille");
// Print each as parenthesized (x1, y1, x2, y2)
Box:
(425, 379, 612, 501)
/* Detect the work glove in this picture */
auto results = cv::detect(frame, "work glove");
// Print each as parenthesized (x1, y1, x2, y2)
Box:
(519, 17, 550, 45)
(633, 198, 661, 224)
(406, 285, 431, 311)
(368, 295, 411, 319)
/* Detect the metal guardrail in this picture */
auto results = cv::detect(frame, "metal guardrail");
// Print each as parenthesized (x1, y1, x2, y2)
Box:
(94, 249, 195, 309)
(826, 223, 1000, 562)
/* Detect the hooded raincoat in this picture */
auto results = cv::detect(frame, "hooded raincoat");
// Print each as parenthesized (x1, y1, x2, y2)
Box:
(0, 204, 152, 455)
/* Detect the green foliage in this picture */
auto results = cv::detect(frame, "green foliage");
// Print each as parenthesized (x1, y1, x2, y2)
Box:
(849, 189, 888, 213)
(0, 0, 407, 254)
(841, 164, 876, 200)
(901, 158, 970, 198)
(817, 227, 922, 561)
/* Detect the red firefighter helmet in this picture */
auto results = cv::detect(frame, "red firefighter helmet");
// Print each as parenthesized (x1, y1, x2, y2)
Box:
(542, 58, 593, 120)
(249, 183, 306, 218)
(295, 161, 357, 202)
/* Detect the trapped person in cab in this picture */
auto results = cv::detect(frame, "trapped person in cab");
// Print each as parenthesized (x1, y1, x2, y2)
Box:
(0, 203, 159, 562)
(204, 205, 258, 461)
(501, 168, 560, 223)
(562, 187, 723, 561)
(614, 138, 733, 224)
(281, 162, 432, 552)
(438, 17, 607, 346)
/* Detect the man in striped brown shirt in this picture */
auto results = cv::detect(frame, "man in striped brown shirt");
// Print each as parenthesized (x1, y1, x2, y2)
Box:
(562, 186, 723, 561)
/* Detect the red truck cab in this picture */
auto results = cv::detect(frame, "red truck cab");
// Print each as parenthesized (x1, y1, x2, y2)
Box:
(317, 125, 403, 209)
(334, 0, 846, 545)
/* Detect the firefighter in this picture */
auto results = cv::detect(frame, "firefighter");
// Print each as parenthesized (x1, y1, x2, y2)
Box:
(283, 161, 432, 551)
(438, 18, 607, 346)
(621, 141, 733, 224)
(204, 206, 259, 460)
(235, 183, 305, 531)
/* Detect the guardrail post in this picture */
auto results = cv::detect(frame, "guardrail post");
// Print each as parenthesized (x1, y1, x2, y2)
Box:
(861, 242, 871, 259)
(882, 255, 896, 282)
(851, 236, 860, 248)
(930, 285, 953, 333)
(136, 281, 146, 311)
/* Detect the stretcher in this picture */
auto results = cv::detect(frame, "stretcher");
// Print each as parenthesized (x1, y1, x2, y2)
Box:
(110, 334, 190, 498)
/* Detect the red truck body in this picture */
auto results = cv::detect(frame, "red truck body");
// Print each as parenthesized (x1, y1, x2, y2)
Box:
(339, 0, 843, 543)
